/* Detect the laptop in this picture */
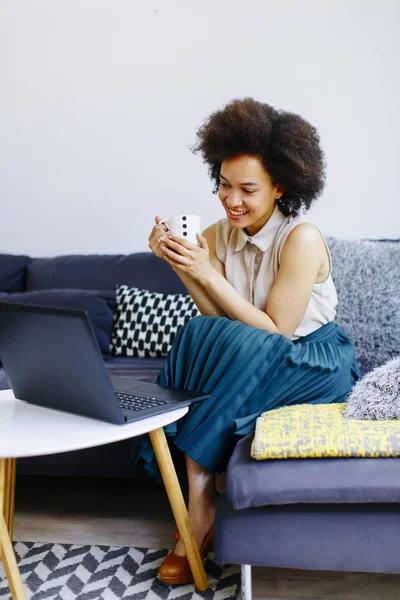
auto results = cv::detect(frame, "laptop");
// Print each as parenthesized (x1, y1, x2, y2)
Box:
(0, 302, 209, 424)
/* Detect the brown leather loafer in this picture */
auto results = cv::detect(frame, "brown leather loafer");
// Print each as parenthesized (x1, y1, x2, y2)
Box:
(160, 527, 214, 585)
(199, 526, 214, 555)
(159, 550, 194, 585)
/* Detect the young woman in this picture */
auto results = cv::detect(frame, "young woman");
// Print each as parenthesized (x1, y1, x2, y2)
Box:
(147, 97, 360, 584)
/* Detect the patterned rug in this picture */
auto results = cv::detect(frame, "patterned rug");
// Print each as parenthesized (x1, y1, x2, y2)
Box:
(0, 542, 240, 599)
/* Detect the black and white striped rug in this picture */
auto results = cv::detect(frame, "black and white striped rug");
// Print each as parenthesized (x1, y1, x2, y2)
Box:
(0, 542, 240, 599)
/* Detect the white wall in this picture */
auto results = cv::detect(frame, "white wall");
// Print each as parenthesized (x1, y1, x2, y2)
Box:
(1, 0, 399, 257)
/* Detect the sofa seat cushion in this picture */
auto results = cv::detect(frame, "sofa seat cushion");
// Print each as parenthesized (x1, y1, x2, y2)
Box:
(104, 356, 166, 383)
(0, 367, 9, 391)
(226, 433, 400, 509)
(0, 358, 166, 392)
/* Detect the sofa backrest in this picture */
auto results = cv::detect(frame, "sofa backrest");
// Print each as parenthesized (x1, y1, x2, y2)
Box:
(0, 254, 32, 293)
(327, 238, 400, 374)
(25, 253, 187, 295)
(1, 239, 399, 373)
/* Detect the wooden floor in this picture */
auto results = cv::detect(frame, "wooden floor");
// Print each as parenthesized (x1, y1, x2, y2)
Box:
(8, 476, 400, 600)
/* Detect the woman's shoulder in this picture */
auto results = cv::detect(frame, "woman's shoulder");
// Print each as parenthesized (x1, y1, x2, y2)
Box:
(277, 213, 331, 254)
(277, 214, 333, 283)
(283, 220, 326, 247)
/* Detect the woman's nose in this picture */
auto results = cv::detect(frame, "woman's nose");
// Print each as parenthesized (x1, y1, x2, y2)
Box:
(226, 191, 245, 207)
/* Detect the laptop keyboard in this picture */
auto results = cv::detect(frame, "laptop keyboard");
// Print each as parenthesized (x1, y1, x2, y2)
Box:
(116, 391, 169, 412)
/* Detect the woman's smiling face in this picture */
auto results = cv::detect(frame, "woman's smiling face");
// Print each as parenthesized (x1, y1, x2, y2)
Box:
(218, 155, 283, 236)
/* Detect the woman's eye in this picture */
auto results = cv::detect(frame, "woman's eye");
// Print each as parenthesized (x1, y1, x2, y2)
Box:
(243, 189, 255, 194)
(219, 182, 228, 188)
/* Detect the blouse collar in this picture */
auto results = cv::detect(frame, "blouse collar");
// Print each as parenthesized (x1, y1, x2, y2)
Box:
(234, 203, 286, 252)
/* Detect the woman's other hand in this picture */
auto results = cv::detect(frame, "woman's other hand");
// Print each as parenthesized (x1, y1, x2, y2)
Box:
(148, 216, 169, 259)
(159, 233, 214, 284)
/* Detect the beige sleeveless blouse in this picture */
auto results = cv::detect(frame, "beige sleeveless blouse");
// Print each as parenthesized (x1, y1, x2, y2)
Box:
(215, 203, 338, 340)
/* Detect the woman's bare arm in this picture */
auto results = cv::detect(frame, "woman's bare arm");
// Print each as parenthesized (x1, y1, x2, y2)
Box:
(202, 223, 325, 338)
(161, 221, 326, 337)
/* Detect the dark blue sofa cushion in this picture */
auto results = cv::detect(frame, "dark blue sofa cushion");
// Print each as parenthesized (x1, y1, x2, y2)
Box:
(104, 356, 166, 382)
(26, 253, 187, 294)
(226, 433, 400, 509)
(0, 289, 115, 355)
(0, 254, 32, 293)
(0, 356, 166, 392)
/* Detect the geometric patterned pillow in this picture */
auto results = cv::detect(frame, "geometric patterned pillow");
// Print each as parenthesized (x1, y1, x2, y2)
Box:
(110, 284, 200, 357)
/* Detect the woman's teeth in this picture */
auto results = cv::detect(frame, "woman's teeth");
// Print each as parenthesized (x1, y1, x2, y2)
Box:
(228, 208, 248, 216)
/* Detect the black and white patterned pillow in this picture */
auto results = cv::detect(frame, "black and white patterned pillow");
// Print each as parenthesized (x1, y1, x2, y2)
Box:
(110, 285, 200, 357)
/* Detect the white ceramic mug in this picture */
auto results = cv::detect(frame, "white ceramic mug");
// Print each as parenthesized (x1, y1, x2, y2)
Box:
(159, 215, 202, 246)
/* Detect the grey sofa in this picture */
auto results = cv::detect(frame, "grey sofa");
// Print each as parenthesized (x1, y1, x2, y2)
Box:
(1, 238, 399, 592)
(214, 237, 400, 597)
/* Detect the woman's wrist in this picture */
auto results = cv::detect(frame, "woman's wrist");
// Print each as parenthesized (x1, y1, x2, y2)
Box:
(199, 267, 219, 290)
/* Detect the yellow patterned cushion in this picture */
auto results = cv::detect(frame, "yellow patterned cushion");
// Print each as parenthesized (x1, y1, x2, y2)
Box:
(251, 403, 400, 460)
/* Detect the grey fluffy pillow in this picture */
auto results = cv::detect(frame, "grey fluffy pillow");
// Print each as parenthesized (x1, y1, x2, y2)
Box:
(344, 357, 400, 420)
(327, 237, 400, 373)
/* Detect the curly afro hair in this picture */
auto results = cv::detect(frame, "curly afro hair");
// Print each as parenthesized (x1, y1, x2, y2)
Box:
(191, 97, 326, 217)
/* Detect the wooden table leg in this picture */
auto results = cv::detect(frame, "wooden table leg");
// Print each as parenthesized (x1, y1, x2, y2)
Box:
(0, 459, 5, 560)
(4, 459, 16, 538)
(0, 458, 26, 600)
(0, 516, 26, 600)
(149, 428, 209, 591)
(0, 459, 16, 558)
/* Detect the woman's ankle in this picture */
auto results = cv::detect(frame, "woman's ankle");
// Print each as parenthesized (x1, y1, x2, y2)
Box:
(174, 501, 215, 557)
(215, 471, 226, 495)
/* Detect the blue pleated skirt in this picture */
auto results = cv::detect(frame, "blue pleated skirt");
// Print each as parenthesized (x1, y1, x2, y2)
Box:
(133, 316, 360, 477)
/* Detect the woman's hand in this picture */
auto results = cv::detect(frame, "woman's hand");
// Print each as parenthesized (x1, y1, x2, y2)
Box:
(148, 216, 169, 259)
(160, 232, 214, 284)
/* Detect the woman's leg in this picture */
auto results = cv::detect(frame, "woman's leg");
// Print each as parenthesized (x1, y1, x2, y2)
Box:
(215, 471, 226, 495)
(174, 455, 217, 556)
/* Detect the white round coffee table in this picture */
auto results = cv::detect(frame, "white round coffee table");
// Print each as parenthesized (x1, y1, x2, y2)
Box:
(0, 389, 208, 598)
